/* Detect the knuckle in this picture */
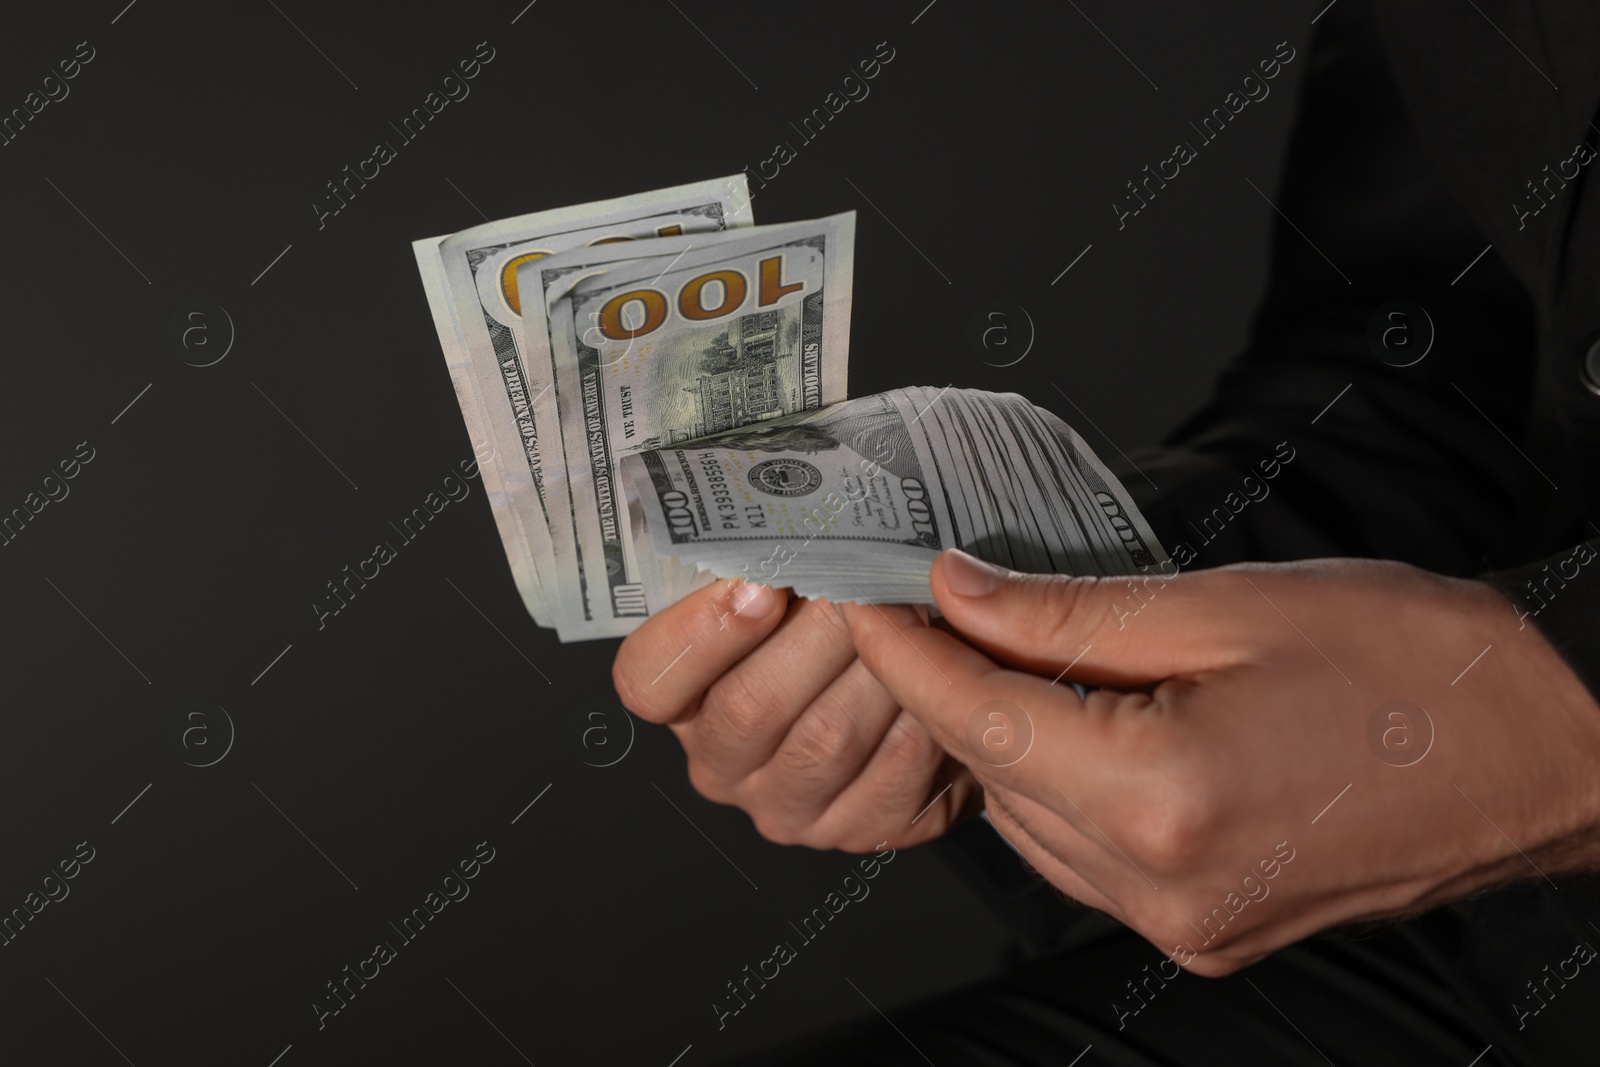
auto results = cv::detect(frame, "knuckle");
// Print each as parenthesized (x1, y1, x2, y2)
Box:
(684, 758, 732, 806)
(875, 711, 935, 768)
(699, 669, 775, 745)
(837, 831, 893, 854)
(806, 596, 852, 640)
(788, 823, 836, 850)
(611, 653, 666, 722)
(775, 711, 858, 785)
(1122, 792, 1212, 873)
(853, 718, 939, 820)
(1131, 897, 1202, 952)
(786, 815, 880, 853)
(1190, 952, 1246, 977)
(1025, 574, 1104, 650)
(750, 811, 802, 847)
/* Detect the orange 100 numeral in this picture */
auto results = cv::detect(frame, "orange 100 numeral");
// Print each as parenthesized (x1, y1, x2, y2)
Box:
(596, 255, 804, 342)
(498, 224, 684, 316)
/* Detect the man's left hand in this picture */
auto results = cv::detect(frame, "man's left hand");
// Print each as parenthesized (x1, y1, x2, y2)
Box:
(843, 551, 1600, 976)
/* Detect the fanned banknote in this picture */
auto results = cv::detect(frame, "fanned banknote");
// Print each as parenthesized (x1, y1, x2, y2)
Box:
(523, 214, 855, 639)
(411, 175, 753, 625)
(620, 388, 1168, 607)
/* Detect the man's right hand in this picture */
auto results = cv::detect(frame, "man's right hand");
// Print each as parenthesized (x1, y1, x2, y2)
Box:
(613, 578, 979, 852)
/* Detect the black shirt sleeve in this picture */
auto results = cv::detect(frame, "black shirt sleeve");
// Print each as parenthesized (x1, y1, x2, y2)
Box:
(1114, 0, 1548, 582)
(1096, 0, 1600, 943)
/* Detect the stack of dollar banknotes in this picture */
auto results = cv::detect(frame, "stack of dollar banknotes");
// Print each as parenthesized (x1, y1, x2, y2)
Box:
(414, 175, 1167, 641)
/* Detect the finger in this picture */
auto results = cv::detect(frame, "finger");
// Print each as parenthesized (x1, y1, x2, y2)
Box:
(613, 578, 787, 724)
(930, 549, 1246, 686)
(808, 712, 963, 850)
(841, 598, 1106, 798)
(841, 597, 1029, 752)
(757, 667, 920, 826)
(687, 598, 862, 780)
(845, 600, 1219, 937)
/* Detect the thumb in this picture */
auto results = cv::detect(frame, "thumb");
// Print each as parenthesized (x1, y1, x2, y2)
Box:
(930, 549, 1238, 686)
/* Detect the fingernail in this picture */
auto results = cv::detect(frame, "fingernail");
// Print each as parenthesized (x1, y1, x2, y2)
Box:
(731, 580, 782, 619)
(942, 549, 1007, 597)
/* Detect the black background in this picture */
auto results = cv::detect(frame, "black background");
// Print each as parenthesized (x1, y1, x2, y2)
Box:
(0, 2, 1312, 1063)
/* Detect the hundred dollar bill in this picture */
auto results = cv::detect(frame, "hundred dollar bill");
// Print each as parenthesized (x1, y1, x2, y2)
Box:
(411, 175, 753, 624)
(525, 213, 856, 639)
(620, 388, 1168, 606)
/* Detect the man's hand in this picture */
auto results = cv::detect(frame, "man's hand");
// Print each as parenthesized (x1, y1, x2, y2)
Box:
(613, 578, 979, 852)
(843, 550, 1600, 976)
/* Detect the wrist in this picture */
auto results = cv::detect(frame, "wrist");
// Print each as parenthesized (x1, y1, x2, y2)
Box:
(1475, 580, 1600, 878)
